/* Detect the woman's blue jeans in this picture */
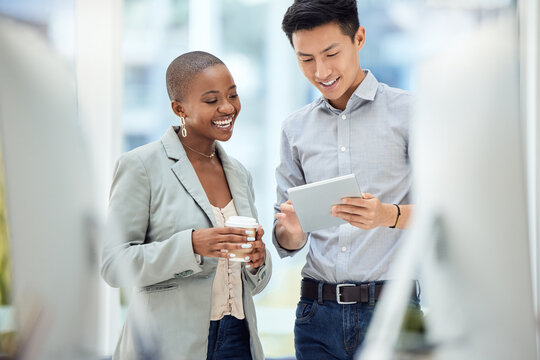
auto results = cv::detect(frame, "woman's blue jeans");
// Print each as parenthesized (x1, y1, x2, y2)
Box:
(206, 315, 252, 360)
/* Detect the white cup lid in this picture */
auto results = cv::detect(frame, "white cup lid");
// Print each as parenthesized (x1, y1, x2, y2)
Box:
(225, 216, 258, 228)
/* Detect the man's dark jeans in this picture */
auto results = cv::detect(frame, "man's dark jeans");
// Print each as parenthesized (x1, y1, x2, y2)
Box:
(294, 283, 420, 360)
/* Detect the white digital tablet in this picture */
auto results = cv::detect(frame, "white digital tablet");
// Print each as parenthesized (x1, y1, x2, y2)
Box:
(287, 174, 362, 232)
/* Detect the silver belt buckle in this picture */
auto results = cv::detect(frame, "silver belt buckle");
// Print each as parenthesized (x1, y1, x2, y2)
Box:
(336, 283, 356, 304)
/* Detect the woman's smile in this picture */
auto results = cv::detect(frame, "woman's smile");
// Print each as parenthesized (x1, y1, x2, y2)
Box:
(212, 114, 235, 129)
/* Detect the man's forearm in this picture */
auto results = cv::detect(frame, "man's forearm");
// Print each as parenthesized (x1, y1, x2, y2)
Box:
(395, 204, 412, 229)
(275, 222, 307, 251)
(383, 203, 413, 229)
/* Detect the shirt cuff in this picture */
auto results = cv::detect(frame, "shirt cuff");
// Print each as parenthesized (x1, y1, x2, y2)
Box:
(244, 262, 268, 281)
(194, 254, 204, 265)
(272, 219, 306, 258)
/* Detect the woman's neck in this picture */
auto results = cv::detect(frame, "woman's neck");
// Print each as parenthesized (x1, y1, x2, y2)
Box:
(178, 133, 216, 157)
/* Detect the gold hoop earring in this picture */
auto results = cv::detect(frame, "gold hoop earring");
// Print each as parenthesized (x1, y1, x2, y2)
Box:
(180, 116, 187, 138)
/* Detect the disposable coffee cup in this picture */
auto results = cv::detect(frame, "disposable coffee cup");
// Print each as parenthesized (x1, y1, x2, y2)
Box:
(225, 216, 258, 262)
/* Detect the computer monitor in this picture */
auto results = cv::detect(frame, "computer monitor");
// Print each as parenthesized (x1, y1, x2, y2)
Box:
(359, 11, 537, 360)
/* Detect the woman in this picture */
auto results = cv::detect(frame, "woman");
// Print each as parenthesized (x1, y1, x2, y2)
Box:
(101, 51, 271, 360)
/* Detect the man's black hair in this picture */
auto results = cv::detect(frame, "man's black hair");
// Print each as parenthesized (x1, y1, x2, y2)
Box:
(281, 0, 360, 46)
(166, 51, 224, 102)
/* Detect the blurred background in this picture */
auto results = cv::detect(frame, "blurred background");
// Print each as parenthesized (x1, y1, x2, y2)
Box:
(0, 0, 538, 359)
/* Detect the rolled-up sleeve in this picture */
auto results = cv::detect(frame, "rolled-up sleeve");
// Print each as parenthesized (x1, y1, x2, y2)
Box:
(242, 248, 272, 295)
(272, 121, 307, 258)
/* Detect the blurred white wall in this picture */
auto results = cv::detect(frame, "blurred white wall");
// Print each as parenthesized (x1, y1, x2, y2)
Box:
(519, 0, 540, 329)
(75, 0, 123, 356)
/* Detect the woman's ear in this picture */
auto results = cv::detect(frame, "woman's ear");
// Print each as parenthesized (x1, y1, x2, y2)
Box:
(171, 100, 186, 118)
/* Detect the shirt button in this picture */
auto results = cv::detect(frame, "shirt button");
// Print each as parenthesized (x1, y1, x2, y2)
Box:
(340, 146, 346, 152)
(342, 246, 347, 252)
(228, 269, 232, 274)
(341, 114, 347, 120)
(229, 284, 233, 289)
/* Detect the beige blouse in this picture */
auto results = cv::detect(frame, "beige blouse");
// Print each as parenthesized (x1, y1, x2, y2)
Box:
(209, 200, 245, 320)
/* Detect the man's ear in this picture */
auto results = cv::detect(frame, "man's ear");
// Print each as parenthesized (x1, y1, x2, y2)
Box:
(171, 100, 186, 118)
(355, 26, 366, 51)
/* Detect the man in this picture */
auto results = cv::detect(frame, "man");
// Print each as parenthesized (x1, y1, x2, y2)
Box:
(273, 1, 417, 359)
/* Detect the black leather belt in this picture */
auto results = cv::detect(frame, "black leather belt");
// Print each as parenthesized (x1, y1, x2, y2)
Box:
(300, 278, 417, 304)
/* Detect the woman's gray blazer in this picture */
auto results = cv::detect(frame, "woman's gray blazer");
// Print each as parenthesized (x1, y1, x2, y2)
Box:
(101, 126, 271, 360)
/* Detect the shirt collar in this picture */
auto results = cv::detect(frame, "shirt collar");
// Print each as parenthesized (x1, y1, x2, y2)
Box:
(320, 69, 378, 112)
(352, 69, 378, 101)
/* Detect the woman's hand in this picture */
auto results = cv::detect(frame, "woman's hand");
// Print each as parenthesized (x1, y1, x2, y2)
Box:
(192, 227, 251, 259)
(246, 225, 266, 269)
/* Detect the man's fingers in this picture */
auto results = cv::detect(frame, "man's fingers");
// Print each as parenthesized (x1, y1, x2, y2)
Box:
(335, 212, 357, 223)
(334, 211, 371, 224)
(333, 205, 373, 220)
(340, 197, 369, 207)
(276, 212, 289, 224)
(333, 204, 370, 215)
(335, 213, 375, 229)
(280, 201, 295, 213)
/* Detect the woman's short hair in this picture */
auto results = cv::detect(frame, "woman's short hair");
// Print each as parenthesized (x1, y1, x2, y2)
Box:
(166, 51, 224, 101)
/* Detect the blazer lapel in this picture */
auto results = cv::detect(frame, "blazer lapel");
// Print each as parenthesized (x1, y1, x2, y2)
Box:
(216, 143, 253, 218)
(161, 127, 217, 227)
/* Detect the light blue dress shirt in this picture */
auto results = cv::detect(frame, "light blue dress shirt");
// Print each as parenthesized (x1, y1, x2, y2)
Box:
(273, 70, 412, 283)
